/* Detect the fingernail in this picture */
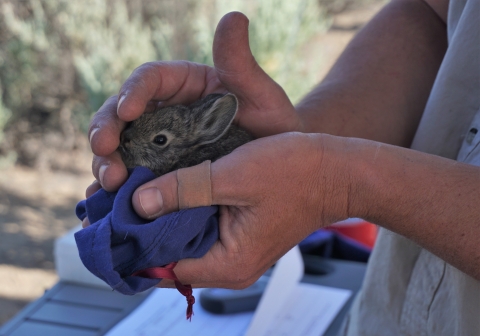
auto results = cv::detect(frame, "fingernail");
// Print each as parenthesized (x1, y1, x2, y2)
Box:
(89, 128, 99, 144)
(118, 94, 126, 111)
(138, 187, 164, 218)
(99, 165, 108, 186)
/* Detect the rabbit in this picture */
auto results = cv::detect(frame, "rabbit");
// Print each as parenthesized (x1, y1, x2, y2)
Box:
(118, 93, 254, 176)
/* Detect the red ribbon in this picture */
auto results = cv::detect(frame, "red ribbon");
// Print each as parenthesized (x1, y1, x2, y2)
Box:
(132, 262, 195, 321)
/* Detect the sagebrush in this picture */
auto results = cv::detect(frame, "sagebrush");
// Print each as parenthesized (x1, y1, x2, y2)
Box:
(0, 0, 331, 169)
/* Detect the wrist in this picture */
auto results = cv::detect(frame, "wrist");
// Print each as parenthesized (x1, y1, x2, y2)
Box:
(316, 135, 379, 222)
(309, 134, 359, 225)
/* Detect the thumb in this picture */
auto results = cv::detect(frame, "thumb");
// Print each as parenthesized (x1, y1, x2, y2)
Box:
(213, 12, 281, 102)
(132, 170, 179, 219)
(132, 160, 220, 219)
(213, 12, 298, 137)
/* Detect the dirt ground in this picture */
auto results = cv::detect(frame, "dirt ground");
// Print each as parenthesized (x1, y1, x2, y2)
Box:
(0, 2, 383, 326)
(0, 164, 93, 324)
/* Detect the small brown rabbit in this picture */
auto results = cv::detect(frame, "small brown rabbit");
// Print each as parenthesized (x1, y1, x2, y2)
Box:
(118, 93, 254, 176)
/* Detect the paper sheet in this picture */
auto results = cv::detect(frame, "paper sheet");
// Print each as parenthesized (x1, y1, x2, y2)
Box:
(260, 283, 351, 336)
(106, 284, 351, 336)
(245, 246, 304, 336)
(106, 288, 253, 336)
(107, 245, 351, 336)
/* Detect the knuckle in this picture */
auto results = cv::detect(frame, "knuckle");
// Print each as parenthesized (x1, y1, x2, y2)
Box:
(92, 156, 109, 180)
(133, 62, 163, 80)
(98, 95, 118, 112)
(120, 65, 162, 98)
(106, 95, 118, 104)
(138, 61, 160, 71)
(90, 95, 118, 126)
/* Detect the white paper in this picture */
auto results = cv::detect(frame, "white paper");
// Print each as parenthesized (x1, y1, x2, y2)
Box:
(261, 283, 351, 336)
(107, 288, 253, 336)
(107, 284, 350, 336)
(245, 245, 304, 336)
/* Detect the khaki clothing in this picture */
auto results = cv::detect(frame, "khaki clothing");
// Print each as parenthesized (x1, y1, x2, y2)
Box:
(343, 0, 480, 335)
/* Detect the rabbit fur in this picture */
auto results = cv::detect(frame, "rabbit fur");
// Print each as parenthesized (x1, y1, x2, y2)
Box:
(118, 93, 254, 176)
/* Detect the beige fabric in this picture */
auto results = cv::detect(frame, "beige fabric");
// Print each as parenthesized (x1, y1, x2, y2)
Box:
(343, 0, 480, 335)
(409, 0, 480, 159)
(177, 160, 212, 209)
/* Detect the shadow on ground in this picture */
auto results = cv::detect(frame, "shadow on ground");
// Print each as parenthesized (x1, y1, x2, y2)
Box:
(0, 187, 80, 270)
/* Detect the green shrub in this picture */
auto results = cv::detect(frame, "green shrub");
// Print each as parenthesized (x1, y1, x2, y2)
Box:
(0, 0, 332, 168)
(193, 0, 331, 103)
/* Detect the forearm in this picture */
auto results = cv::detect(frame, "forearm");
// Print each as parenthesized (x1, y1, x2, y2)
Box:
(296, 0, 447, 147)
(327, 135, 480, 279)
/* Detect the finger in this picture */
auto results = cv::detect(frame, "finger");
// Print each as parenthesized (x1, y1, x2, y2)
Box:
(89, 96, 127, 157)
(156, 278, 176, 289)
(132, 170, 179, 219)
(92, 151, 128, 192)
(117, 61, 222, 122)
(86, 180, 102, 198)
(154, 263, 242, 290)
(82, 217, 90, 228)
(134, 160, 216, 218)
(132, 159, 218, 219)
(213, 12, 299, 136)
(171, 246, 233, 288)
(213, 12, 283, 105)
(132, 147, 253, 219)
(168, 242, 268, 289)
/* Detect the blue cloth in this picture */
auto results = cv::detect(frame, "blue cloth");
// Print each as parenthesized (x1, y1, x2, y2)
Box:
(75, 167, 219, 295)
(75, 166, 370, 296)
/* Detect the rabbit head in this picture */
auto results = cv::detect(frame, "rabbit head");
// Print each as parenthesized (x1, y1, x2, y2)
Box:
(118, 93, 253, 176)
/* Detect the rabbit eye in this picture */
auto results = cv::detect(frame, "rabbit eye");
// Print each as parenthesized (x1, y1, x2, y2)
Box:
(153, 134, 168, 146)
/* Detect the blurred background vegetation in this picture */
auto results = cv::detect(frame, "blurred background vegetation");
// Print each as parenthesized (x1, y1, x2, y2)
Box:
(0, 0, 385, 325)
(0, 0, 375, 171)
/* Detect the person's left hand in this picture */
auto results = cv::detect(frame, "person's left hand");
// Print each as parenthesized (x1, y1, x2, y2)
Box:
(87, 12, 303, 196)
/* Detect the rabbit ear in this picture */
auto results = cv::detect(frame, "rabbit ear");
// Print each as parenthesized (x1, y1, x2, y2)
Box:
(195, 93, 238, 145)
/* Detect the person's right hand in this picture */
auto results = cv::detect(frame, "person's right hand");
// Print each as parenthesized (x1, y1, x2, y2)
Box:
(131, 132, 353, 289)
(88, 12, 303, 194)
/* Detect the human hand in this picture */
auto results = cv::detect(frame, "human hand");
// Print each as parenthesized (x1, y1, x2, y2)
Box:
(131, 132, 351, 288)
(88, 12, 302, 192)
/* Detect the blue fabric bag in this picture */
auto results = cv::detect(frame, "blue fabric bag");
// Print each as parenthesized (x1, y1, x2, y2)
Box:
(75, 167, 219, 295)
